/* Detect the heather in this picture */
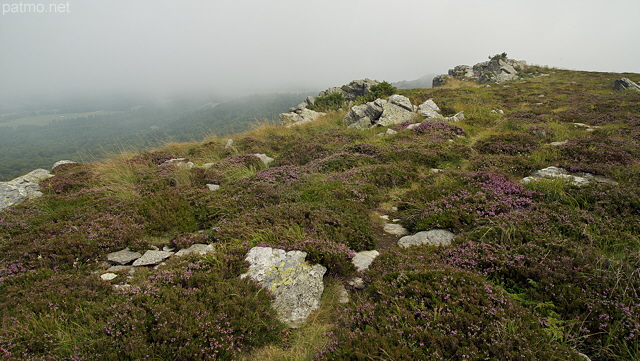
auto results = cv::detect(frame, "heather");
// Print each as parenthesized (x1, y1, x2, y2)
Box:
(1, 67, 639, 360)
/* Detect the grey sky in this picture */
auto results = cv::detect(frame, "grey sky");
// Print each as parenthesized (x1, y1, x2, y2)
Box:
(1, 0, 639, 98)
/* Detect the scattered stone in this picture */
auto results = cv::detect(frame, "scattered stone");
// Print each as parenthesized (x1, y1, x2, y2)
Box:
(106, 265, 134, 274)
(398, 229, 455, 248)
(348, 277, 365, 290)
(379, 215, 390, 220)
(225, 139, 234, 148)
(52, 160, 77, 170)
(175, 244, 215, 257)
(577, 352, 592, 361)
(107, 249, 142, 265)
(132, 250, 174, 267)
(351, 250, 380, 272)
(385, 128, 398, 136)
(613, 78, 640, 92)
(337, 285, 350, 304)
(241, 247, 326, 328)
(549, 140, 569, 146)
(163, 158, 194, 169)
(384, 223, 409, 236)
(206, 184, 221, 191)
(100, 273, 118, 281)
(253, 153, 274, 166)
(162, 246, 175, 252)
(406, 123, 420, 130)
(520, 166, 617, 186)
(202, 163, 215, 169)
(446, 111, 465, 122)
(391, 206, 398, 212)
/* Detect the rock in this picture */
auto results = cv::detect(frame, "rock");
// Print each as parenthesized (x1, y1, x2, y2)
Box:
(106, 265, 135, 275)
(549, 140, 569, 146)
(107, 249, 143, 265)
(100, 273, 118, 281)
(253, 153, 274, 166)
(448, 65, 475, 78)
(384, 223, 409, 236)
(202, 163, 215, 169)
(520, 166, 617, 186)
(385, 128, 398, 136)
(377, 102, 416, 127)
(577, 352, 592, 361)
(241, 247, 326, 328)
(446, 111, 465, 122)
(418, 99, 444, 120)
(132, 250, 174, 267)
(52, 160, 77, 170)
(175, 243, 215, 257)
(432, 74, 449, 87)
(224, 139, 234, 148)
(351, 250, 380, 272)
(206, 184, 220, 191)
(344, 100, 385, 128)
(387, 95, 413, 112)
(163, 158, 194, 169)
(0, 169, 53, 210)
(281, 108, 326, 127)
(338, 78, 380, 100)
(347, 277, 365, 290)
(613, 78, 640, 92)
(398, 229, 456, 248)
(406, 123, 421, 130)
(337, 285, 350, 304)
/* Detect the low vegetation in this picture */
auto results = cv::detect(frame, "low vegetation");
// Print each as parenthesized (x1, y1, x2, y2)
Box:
(1, 66, 639, 360)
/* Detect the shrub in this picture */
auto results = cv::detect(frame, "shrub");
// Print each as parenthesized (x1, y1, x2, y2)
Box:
(308, 92, 345, 112)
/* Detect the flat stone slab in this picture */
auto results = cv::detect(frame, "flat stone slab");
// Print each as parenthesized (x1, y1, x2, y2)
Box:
(100, 273, 118, 281)
(351, 250, 380, 272)
(132, 250, 174, 267)
(175, 244, 215, 257)
(398, 229, 455, 248)
(107, 248, 142, 265)
(520, 166, 617, 186)
(384, 223, 409, 236)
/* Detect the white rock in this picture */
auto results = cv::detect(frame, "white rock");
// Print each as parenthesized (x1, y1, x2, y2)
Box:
(175, 244, 215, 257)
(206, 184, 220, 191)
(351, 250, 380, 272)
(384, 223, 409, 236)
(132, 250, 174, 267)
(100, 273, 118, 281)
(398, 229, 455, 248)
(107, 249, 142, 265)
(253, 153, 274, 166)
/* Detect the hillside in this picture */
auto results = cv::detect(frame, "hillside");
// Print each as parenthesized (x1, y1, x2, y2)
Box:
(1, 64, 639, 360)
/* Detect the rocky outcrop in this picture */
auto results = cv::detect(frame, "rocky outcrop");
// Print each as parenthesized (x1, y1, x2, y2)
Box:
(433, 57, 527, 87)
(241, 247, 326, 328)
(280, 79, 380, 126)
(398, 229, 456, 248)
(520, 166, 617, 186)
(613, 78, 640, 92)
(0, 169, 53, 211)
(344, 95, 464, 129)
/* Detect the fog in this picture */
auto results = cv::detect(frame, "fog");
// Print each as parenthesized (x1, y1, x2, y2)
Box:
(1, 0, 639, 100)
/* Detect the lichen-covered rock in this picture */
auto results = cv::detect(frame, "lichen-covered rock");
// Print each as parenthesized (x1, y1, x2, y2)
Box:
(132, 250, 174, 267)
(377, 102, 416, 127)
(253, 153, 274, 165)
(398, 229, 456, 248)
(241, 247, 326, 328)
(52, 160, 77, 170)
(107, 248, 142, 265)
(383, 223, 409, 236)
(613, 78, 640, 92)
(344, 99, 386, 129)
(520, 166, 617, 186)
(418, 99, 445, 120)
(0, 169, 53, 210)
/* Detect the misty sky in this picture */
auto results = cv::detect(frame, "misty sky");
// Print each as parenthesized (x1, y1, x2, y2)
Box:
(1, 0, 639, 99)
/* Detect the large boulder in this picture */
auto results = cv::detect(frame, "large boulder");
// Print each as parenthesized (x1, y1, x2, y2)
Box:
(377, 101, 417, 127)
(344, 99, 386, 129)
(613, 78, 640, 92)
(432, 74, 449, 87)
(241, 247, 327, 328)
(418, 99, 445, 120)
(0, 169, 53, 210)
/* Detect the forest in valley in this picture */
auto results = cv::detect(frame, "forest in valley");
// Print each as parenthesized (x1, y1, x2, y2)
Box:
(0, 92, 309, 181)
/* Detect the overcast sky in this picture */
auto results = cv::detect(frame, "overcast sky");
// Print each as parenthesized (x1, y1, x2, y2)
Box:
(1, 0, 639, 99)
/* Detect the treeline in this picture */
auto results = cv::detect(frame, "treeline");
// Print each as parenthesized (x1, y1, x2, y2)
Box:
(0, 92, 309, 181)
